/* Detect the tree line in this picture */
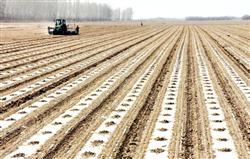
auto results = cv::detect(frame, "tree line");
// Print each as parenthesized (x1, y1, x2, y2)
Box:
(242, 15, 250, 20)
(0, 0, 133, 21)
(185, 16, 250, 21)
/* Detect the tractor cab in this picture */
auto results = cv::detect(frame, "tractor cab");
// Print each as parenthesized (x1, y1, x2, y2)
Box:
(55, 19, 64, 26)
(48, 19, 79, 35)
(54, 19, 67, 33)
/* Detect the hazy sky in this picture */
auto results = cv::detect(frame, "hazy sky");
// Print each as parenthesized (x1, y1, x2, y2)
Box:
(83, 0, 250, 19)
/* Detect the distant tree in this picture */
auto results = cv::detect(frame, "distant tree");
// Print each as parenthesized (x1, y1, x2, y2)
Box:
(112, 8, 121, 21)
(185, 16, 236, 21)
(2, 1, 133, 22)
(242, 15, 250, 20)
(122, 7, 133, 20)
(75, 0, 80, 21)
(0, 0, 6, 20)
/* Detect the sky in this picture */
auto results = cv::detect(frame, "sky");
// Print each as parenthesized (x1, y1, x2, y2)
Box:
(83, 0, 250, 19)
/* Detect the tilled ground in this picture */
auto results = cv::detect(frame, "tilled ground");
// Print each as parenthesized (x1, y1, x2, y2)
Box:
(0, 23, 249, 159)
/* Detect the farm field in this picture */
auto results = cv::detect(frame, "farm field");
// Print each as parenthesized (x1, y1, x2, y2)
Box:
(0, 23, 249, 159)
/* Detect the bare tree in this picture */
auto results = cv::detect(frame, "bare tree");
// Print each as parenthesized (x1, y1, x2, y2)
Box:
(112, 8, 121, 21)
(242, 15, 250, 20)
(122, 7, 133, 20)
(0, 0, 7, 20)
(185, 16, 236, 21)
(2, 0, 133, 22)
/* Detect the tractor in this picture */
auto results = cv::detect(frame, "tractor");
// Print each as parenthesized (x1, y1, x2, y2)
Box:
(48, 19, 79, 35)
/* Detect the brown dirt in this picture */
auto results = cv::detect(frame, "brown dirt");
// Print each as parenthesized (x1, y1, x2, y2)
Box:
(0, 22, 249, 159)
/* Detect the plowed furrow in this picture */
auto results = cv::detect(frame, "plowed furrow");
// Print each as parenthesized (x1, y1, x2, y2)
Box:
(0, 28, 153, 79)
(1, 28, 170, 158)
(0, 27, 128, 54)
(2, 27, 171, 153)
(42, 29, 177, 159)
(114, 27, 183, 159)
(0, 28, 166, 113)
(179, 27, 201, 159)
(0, 28, 170, 115)
(197, 29, 250, 153)
(0, 28, 149, 70)
(199, 27, 250, 77)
